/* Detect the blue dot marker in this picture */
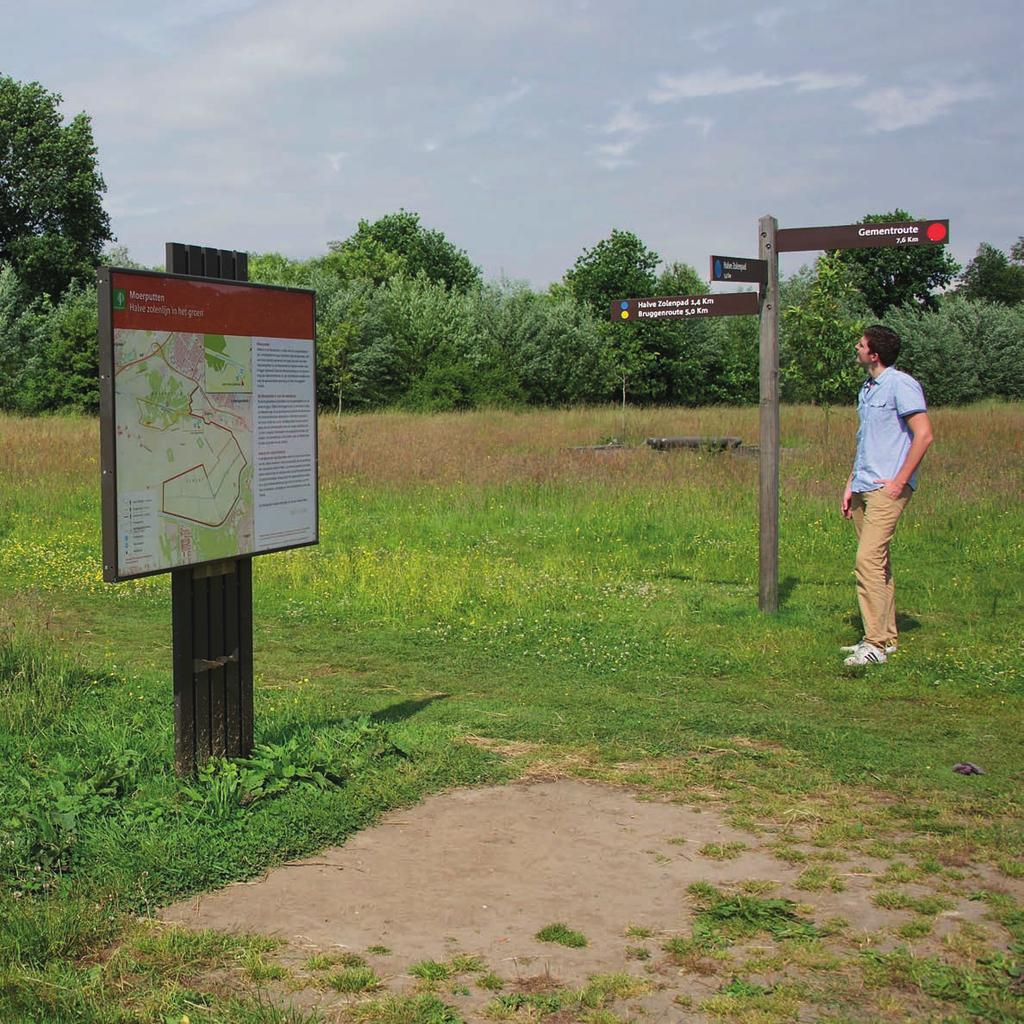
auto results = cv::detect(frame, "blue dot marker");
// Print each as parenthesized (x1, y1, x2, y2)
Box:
(620, 301, 629, 310)
(714, 259, 723, 280)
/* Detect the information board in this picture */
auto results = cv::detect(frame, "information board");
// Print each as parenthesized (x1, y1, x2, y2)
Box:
(98, 269, 318, 581)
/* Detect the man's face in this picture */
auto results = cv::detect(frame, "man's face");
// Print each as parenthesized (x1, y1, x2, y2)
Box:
(855, 335, 876, 369)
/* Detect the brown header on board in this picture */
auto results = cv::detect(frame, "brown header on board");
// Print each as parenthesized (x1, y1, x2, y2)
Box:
(110, 271, 314, 339)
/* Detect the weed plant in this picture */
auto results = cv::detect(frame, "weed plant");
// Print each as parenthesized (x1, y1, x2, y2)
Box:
(535, 923, 588, 948)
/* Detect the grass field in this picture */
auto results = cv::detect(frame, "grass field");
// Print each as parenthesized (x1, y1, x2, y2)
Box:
(1, 403, 1022, 1023)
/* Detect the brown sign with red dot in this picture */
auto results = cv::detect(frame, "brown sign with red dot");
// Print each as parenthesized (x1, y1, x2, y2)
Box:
(776, 219, 949, 253)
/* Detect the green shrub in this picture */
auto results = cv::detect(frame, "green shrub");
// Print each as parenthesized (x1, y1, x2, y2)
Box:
(885, 296, 1024, 404)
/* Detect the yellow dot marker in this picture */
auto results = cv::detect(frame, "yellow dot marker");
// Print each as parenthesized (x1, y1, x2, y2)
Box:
(620, 310, 629, 319)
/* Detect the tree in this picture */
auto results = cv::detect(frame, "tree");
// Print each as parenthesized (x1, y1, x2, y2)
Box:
(329, 210, 479, 291)
(564, 230, 663, 418)
(781, 252, 868, 414)
(653, 261, 724, 405)
(958, 241, 1024, 306)
(0, 76, 112, 298)
(834, 209, 959, 315)
(656, 260, 705, 298)
(248, 251, 316, 287)
(564, 229, 659, 314)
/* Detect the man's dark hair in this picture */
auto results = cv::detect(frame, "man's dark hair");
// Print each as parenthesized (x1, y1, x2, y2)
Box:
(863, 325, 901, 367)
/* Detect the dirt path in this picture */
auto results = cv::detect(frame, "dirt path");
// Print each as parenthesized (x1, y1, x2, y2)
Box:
(160, 777, 1019, 1021)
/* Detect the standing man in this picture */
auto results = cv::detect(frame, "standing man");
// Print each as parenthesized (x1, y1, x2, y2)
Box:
(841, 325, 933, 666)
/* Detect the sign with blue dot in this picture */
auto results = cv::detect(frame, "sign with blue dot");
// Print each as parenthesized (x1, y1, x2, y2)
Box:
(708, 255, 767, 285)
(609, 292, 759, 322)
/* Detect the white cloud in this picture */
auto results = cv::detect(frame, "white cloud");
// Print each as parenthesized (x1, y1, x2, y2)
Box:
(600, 106, 655, 136)
(79, 1, 547, 136)
(593, 103, 655, 170)
(650, 69, 783, 103)
(597, 140, 635, 159)
(650, 67, 863, 104)
(684, 116, 714, 138)
(687, 23, 734, 53)
(595, 140, 636, 171)
(854, 82, 992, 132)
(754, 7, 789, 31)
(790, 71, 865, 92)
(104, 0, 263, 54)
(417, 80, 533, 155)
(459, 82, 533, 135)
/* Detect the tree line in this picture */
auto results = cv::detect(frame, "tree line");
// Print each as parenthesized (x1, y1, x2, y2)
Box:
(2, 73, 1023, 416)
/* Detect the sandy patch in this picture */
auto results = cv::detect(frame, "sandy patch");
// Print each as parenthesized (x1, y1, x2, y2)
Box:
(164, 780, 780, 958)
(161, 778, 1016, 1020)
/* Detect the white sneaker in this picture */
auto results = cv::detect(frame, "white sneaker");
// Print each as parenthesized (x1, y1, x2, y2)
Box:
(840, 641, 897, 655)
(844, 644, 888, 666)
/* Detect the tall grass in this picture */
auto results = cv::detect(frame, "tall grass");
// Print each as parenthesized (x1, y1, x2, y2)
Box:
(0, 636, 115, 734)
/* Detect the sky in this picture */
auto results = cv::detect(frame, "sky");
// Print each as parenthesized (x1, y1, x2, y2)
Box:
(2, 0, 1021, 287)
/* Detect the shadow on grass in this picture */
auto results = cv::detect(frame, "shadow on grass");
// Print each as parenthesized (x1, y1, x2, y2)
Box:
(659, 571, 751, 586)
(842, 612, 922, 634)
(660, 571, 846, 593)
(371, 694, 451, 724)
(257, 695, 451, 745)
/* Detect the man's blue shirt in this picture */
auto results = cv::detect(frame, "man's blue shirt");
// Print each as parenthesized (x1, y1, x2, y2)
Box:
(851, 366, 927, 493)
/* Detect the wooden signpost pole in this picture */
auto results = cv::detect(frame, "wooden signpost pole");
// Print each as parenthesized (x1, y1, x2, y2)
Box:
(757, 215, 780, 613)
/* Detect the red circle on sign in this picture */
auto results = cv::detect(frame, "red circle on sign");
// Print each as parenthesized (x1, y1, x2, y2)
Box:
(926, 222, 947, 242)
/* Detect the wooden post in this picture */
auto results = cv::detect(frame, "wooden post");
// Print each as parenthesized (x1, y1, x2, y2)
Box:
(758, 216, 780, 613)
(167, 243, 254, 774)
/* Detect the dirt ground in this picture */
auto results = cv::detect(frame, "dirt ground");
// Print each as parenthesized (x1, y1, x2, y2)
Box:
(161, 777, 1017, 1021)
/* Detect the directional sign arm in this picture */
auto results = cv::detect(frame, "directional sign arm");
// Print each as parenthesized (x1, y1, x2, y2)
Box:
(612, 291, 759, 321)
(776, 220, 949, 253)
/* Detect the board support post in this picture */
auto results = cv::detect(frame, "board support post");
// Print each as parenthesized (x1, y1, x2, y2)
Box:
(167, 243, 254, 775)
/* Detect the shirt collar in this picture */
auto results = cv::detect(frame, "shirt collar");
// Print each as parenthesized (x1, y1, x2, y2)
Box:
(864, 365, 894, 389)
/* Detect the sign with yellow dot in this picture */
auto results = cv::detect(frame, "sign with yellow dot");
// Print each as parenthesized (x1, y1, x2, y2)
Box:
(610, 291, 759, 322)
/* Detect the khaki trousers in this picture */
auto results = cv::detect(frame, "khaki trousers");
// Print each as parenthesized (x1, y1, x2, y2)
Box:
(850, 487, 912, 650)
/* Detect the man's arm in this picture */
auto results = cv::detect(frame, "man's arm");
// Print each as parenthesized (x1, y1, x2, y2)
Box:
(841, 470, 855, 519)
(875, 411, 934, 499)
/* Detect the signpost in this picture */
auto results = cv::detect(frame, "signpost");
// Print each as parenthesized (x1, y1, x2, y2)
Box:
(709, 255, 768, 285)
(98, 244, 318, 773)
(751, 216, 949, 612)
(611, 291, 759, 322)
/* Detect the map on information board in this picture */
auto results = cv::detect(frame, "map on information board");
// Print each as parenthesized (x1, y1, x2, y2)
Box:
(99, 270, 318, 582)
